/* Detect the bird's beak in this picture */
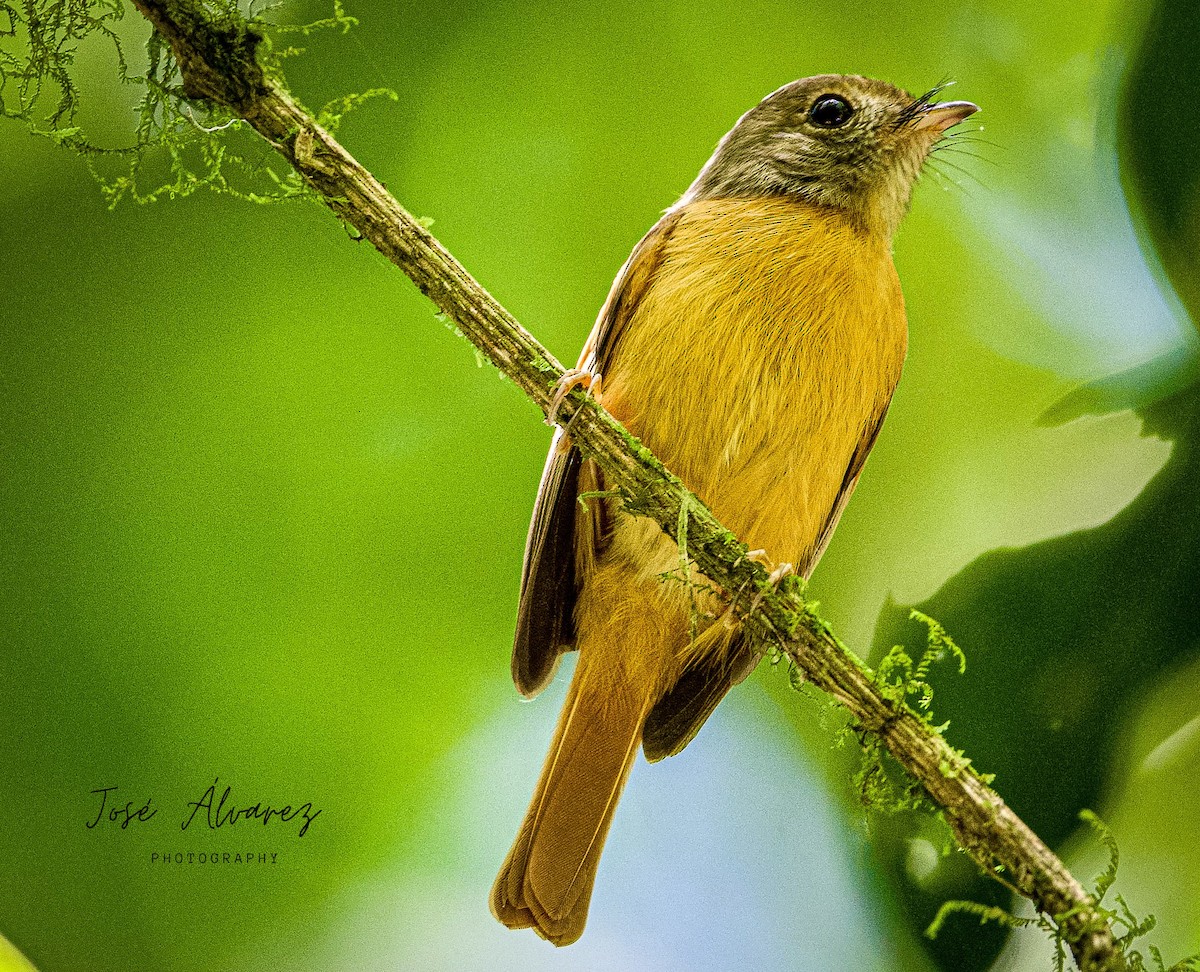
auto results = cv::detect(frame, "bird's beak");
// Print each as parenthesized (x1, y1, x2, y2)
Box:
(913, 100, 979, 134)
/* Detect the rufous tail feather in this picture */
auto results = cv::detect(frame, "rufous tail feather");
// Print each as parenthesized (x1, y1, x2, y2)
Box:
(490, 658, 646, 946)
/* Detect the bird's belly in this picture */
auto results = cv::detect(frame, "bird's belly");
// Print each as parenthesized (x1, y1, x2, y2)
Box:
(599, 201, 906, 581)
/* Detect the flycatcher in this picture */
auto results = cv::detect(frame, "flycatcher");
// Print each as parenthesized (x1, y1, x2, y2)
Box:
(491, 74, 978, 945)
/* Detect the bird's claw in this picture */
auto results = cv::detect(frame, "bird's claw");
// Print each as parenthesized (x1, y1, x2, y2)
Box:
(767, 562, 795, 585)
(546, 368, 603, 439)
(742, 552, 795, 617)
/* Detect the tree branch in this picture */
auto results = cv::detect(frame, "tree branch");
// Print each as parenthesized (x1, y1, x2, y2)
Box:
(128, 2, 1125, 968)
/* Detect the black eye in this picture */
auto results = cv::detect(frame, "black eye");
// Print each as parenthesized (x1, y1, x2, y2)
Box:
(809, 94, 853, 128)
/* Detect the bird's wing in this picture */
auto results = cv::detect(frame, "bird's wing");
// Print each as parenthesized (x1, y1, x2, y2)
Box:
(642, 644, 759, 762)
(511, 211, 683, 697)
(809, 401, 892, 568)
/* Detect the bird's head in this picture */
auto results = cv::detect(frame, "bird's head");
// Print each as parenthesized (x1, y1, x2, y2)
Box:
(682, 74, 978, 238)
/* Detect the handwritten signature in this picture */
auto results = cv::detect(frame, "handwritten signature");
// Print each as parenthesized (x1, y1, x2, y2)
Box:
(87, 779, 321, 837)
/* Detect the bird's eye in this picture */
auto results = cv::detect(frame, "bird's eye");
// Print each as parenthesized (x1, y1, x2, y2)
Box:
(809, 94, 854, 128)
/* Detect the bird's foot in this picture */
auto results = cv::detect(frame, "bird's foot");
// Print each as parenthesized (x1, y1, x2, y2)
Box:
(741, 550, 795, 618)
(546, 368, 603, 445)
(743, 549, 793, 579)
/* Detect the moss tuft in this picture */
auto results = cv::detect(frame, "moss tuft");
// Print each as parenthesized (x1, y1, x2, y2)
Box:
(0, 0, 387, 205)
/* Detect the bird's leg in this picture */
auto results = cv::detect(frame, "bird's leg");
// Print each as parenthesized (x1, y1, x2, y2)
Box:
(547, 367, 603, 450)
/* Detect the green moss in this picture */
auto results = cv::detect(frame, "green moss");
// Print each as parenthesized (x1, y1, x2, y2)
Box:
(0, 0, 386, 205)
(938, 750, 968, 779)
(317, 87, 398, 135)
(1081, 809, 1120, 904)
(930, 811, 1200, 972)
(851, 729, 931, 813)
(926, 900, 1033, 940)
(267, 0, 356, 38)
(872, 609, 968, 720)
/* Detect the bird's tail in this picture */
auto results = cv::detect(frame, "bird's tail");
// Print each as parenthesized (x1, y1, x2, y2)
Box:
(490, 655, 647, 946)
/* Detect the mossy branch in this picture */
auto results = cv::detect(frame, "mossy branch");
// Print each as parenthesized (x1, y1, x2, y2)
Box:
(121, 2, 1124, 968)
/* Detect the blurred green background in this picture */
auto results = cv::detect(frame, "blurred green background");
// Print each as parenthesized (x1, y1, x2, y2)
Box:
(2, 0, 1198, 970)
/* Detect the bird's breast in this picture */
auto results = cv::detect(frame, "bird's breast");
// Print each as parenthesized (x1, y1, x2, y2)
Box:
(602, 196, 908, 574)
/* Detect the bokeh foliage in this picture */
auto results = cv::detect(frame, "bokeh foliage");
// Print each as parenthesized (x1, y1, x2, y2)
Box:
(1, 1, 1197, 971)
(865, 0, 1200, 967)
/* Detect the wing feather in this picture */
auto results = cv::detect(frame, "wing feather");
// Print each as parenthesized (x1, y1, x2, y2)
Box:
(808, 401, 892, 570)
(510, 211, 683, 696)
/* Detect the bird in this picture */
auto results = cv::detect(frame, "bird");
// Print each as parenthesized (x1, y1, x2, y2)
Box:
(490, 74, 978, 946)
